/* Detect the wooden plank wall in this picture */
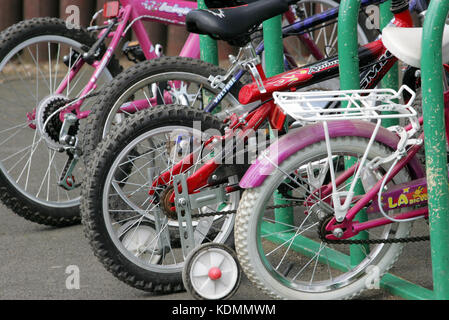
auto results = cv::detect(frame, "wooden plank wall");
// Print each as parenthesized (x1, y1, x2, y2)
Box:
(0, 0, 233, 58)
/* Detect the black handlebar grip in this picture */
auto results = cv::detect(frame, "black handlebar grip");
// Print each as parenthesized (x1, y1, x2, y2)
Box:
(391, 0, 410, 14)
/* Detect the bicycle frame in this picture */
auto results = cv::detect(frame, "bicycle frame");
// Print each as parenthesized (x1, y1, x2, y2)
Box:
(41, 0, 427, 122)
(149, 4, 415, 207)
(203, 0, 429, 113)
(319, 90, 449, 242)
(49, 0, 378, 121)
(55, 0, 200, 122)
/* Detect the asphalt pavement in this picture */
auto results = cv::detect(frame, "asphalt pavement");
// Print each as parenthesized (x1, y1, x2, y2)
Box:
(0, 200, 433, 301)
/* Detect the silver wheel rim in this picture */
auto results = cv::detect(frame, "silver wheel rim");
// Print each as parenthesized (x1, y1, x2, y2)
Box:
(100, 71, 240, 140)
(0, 35, 113, 208)
(102, 125, 238, 273)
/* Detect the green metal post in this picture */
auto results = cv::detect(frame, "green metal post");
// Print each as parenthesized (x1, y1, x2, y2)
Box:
(338, 0, 369, 265)
(421, 0, 449, 300)
(197, 0, 218, 65)
(338, 0, 361, 91)
(263, 15, 292, 229)
(380, 0, 399, 127)
(263, 16, 284, 76)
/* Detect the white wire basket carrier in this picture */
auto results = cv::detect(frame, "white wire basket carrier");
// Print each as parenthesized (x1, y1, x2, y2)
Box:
(271, 85, 423, 223)
(273, 85, 419, 124)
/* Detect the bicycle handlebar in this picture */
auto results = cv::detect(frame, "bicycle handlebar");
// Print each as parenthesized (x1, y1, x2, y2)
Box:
(391, 0, 410, 13)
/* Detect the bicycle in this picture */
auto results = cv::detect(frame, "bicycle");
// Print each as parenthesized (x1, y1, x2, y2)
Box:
(0, 0, 371, 228)
(80, 0, 419, 295)
(233, 11, 449, 301)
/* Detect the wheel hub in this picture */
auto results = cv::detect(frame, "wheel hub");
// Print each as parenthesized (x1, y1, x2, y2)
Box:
(208, 267, 222, 280)
(160, 186, 178, 220)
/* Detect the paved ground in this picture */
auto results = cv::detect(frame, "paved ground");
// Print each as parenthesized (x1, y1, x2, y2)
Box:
(0, 200, 433, 301)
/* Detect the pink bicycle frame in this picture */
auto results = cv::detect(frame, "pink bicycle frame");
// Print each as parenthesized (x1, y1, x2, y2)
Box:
(311, 94, 449, 241)
(54, 0, 200, 121)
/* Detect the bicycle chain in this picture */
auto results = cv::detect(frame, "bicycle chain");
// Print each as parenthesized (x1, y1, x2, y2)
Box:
(194, 201, 429, 244)
(190, 202, 302, 218)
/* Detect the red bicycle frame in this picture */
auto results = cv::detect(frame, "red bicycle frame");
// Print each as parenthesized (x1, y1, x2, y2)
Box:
(149, 6, 415, 209)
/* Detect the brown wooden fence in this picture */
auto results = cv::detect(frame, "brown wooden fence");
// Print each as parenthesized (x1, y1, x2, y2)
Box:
(0, 0, 233, 58)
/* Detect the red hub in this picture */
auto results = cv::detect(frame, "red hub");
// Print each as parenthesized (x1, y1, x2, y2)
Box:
(208, 267, 222, 281)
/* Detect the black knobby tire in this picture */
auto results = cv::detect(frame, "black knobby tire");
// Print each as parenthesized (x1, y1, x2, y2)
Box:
(82, 56, 245, 165)
(0, 17, 122, 227)
(81, 105, 231, 293)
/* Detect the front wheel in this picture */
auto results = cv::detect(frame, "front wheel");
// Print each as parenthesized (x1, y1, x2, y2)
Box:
(235, 136, 415, 300)
(82, 105, 240, 293)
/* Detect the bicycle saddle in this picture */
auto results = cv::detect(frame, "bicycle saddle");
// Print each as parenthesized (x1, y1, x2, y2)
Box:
(382, 25, 449, 68)
(186, 0, 292, 46)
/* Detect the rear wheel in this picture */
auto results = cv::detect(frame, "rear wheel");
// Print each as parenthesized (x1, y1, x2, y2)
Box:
(0, 17, 121, 226)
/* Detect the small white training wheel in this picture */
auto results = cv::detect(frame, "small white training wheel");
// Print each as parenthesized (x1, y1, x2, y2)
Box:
(183, 243, 241, 300)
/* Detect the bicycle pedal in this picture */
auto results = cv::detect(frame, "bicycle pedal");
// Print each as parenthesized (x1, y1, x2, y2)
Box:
(122, 41, 145, 63)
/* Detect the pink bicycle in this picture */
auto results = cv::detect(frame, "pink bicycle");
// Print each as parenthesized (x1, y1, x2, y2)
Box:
(234, 22, 447, 298)
(0, 0, 368, 228)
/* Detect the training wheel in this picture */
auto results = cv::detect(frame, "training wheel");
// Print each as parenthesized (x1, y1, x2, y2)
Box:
(182, 243, 241, 300)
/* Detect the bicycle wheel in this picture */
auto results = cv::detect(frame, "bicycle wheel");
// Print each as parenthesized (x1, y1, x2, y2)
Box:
(0, 18, 121, 226)
(283, 0, 375, 68)
(82, 105, 240, 293)
(83, 56, 244, 164)
(235, 136, 418, 299)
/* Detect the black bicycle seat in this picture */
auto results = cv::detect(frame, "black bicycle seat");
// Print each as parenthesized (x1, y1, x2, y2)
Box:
(186, 0, 290, 46)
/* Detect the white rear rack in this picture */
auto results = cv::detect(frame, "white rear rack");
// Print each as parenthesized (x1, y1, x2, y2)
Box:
(273, 85, 418, 123)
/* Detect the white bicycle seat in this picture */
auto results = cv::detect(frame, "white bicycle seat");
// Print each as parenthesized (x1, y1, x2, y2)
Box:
(382, 25, 449, 68)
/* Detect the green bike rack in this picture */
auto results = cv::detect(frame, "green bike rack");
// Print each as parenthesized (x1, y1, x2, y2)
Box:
(196, 0, 449, 300)
(421, 0, 449, 300)
(197, 0, 218, 65)
(337, 0, 449, 300)
(338, 0, 370, 266)
(262, 15, 295, 230)
(380, 0, 399, 127)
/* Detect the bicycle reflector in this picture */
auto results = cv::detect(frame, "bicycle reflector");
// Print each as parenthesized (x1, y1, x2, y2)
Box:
(103, 1, 120, 18)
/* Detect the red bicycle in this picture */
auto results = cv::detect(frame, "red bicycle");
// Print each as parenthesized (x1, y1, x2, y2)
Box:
(80, 0, 424, 296)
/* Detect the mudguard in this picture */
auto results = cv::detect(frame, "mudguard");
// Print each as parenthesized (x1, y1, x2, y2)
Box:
(239, 120, 425, 188)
